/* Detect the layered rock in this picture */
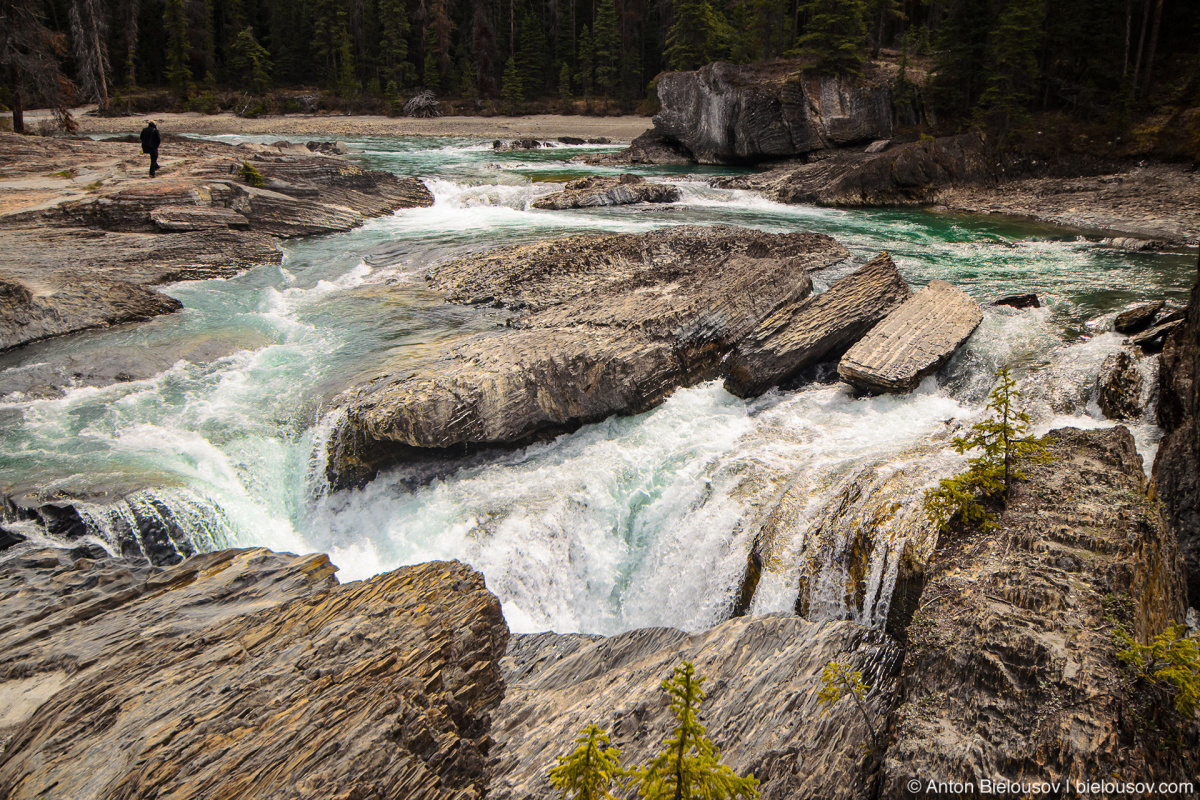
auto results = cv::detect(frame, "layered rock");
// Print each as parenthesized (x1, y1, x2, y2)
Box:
(1154, 255, 1200, 605)
(0, 548, 508, 800)
(883, 427, 1197, 791)
(1097, 349, 1145, 420)
(723, 252, 912, 397)
(531, 174, 680, 209)
(0, 133, 433, 351)
(490, 616, 902, 800)
(650, 60, 894, 164)
(837, 279, 983, 393)
(328, 226, 853, 486)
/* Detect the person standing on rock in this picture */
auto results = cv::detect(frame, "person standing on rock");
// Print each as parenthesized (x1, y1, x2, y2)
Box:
(140, 120, 161, 177)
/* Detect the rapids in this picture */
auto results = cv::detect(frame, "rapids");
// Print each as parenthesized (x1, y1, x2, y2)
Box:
(0, 134, 1194, 635)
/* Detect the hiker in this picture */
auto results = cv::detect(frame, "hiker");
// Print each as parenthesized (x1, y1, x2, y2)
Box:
(140, 120, 161, 177)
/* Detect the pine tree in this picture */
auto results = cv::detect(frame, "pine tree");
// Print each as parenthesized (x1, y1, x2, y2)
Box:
(337, 20, 358, 95)
(548, 724, 625, 800)
(501, 53, 523, 112)
(792, 0, 868, 75)
(923, 365, 1052, 532)
(927, 0, 993, 118)
(628, 662, 760, 800)
(229, 26, 272, 91)
(377, 0, 410, 86)
(593, 0, 619, 108)
(516, 9, 546, 97)
(977, 0, 1046, 139)
(558, 60, 573, 98)
(577, 23, 594, 99)
(164, 0, 193, 98)
(817, 660, 878, 749)
(665, 0, 724, 70)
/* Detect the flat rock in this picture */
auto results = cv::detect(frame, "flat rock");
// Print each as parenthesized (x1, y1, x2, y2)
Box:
(0, 549, 508, 800)
(723, 252, 913, 397)
(531, 174, 680, 209)
(1114, 300, 1165, 333)
(491, 616, 902, 800)
(149, 204, 250, 231)
(327, 226, 851, 487)
(837, 279, 983, 393)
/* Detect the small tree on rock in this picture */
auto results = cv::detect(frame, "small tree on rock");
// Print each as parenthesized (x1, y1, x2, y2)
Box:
(548, 724, 624, 800)
(817, 660, 878, 750)
(628, 661, 760, 800)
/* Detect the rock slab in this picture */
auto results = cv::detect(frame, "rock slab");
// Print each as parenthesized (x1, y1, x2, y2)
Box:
(837, 279, 983, 393)
(0, 548, 508, 800)
(531, 174, 680, 209)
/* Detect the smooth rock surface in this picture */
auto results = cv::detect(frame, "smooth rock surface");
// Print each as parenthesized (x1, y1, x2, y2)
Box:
(490, 616, 902, 800)
(882, 427, 1197, 791)
(837, 279, 983, 393)
(0, 549, 508, 800)
(329, 227, 851, 486)
(723, 252, 912, 397)
(531, 174, 680, 209)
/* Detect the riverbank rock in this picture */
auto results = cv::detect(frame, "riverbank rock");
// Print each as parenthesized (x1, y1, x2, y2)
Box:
(1115, 300, 1165, 334)
(723, 252, 912, 397)
(837, 280, 983, 393)
(649, 60, 894, 164)
(531, 174, 680, 209)
(1154, 256, 1200, 605)
(1097, 350, 1145, 420)
(1131, 313, 1185, 351)
(718, 133, 990, 207)
(882, 427, 1197, 792)
(490, 616, 902, 800)
(0, 133, 432, 351)
(327, 226, 852, 487)
(0, 549, 508, 800)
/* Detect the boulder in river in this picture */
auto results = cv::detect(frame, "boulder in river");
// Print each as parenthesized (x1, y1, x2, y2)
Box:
(991, 292, 1040, 309)
(837, 279, 983, 394)
(1097, 349, 1145, 420)
(531, 174, 680, 209)
(651, 60, 895, 164)
(0, 549, 507, 800)
(1130, 314, 1184, 351)
(328, 226, 853, 486)
(1114, 300, 1165, 333)
(723, 252, 913, 397)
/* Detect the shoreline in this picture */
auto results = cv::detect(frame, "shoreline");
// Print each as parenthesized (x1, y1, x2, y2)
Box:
(21, 107, 654, 141)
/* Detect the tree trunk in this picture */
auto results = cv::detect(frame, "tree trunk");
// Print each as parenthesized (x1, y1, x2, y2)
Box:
(9, 64, 24, 134)
(1131, 0, 1152, 90)
(88, 0, 109, 111)
(1140, 0, 1164, 97)
(1122, 0, 1132, 76)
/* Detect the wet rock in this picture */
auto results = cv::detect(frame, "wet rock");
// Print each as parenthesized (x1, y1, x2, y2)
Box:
(992, 292, 1040, 309)
(1101, 236, 1169, 251)
(837, 279, 983, 394)
(531, 174, 680, 209)
(305, 140, 350, 155)
(491, 616, 902, 800)
(652, 60, 894, 164)
(493, 138, 544, 151)
(1114, 300, 1165, 333)
(718, 133, 990, 207)
(585, 129, 696, 165)
(1154, 254, 1200, 604)
(883, 427, 1197, 790)
(723, 252, 912, 397)
(1097, 350, 1145, 420)
(0, 550, 507, 800)
(328, 226, 850, 486)
(1130, 316, 1184, 351)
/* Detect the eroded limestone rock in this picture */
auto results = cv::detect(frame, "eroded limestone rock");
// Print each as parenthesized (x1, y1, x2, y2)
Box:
(531, 174, 680, 209)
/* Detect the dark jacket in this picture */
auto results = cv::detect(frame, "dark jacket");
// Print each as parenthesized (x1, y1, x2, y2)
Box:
(140, 123, 160, 154)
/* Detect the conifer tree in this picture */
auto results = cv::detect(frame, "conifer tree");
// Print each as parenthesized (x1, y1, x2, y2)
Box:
(548, 724, 624, 800)
(164, 0, 193, 97)
(593, 0, 618, 108)
(516, 9, 546, 97)
(501, 53, 523, 111)
(337, 20, 358, 95)
(977, 0, 1046, 139)
(558, 60, 573, 98)
(817, 660, 878, 749)
(229, 25, 271, 91)
(792, 0, 868, 74)
(378, 0, 410, 86)
(577, 23, 593, 99)
(665, 0, 724, 70)
(628, 662, 760, 800)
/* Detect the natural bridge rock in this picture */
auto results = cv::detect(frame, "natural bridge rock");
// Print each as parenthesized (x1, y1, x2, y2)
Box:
(837, 279, 983, 393)
(723, 252, 912, 398)
(0, 549, 508, 800)
(531, 174, 680, 209)
(490, 616, 902, 800)
(328, 226, 850, 486)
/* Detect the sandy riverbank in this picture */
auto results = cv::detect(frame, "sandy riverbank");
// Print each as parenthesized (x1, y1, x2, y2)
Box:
(21, 107, 653, 141)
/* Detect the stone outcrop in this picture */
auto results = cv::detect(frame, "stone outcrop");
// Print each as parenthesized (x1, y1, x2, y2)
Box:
(490, 616, 902, 800)
(883, 427, 1197, 792)
(718, 133, 990, 207)
(1097, 349, 1145, 420)
(0, 133, 432, 351)
(650, 60, 894, 164)
(584, 129, 696, 165)
(1154, 256, 1200, 605)
(1131, 312, 1185, 351)
(328, 226, 854, 486)
(0, 548, 508, 800)
(531, 174, 680, 209)
(723, 252, 912, 397)
(1115, 300, 1165, 333)
(837, 279, 983, 393)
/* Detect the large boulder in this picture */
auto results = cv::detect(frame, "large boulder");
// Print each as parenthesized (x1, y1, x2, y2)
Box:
(837, 279, 983, 393)
(328, 226, 853, 486)
(723, 252, 912, 397)
(652, 60, 894, 164)
(1097, 349, 1145, 420)
(883, 427, 1197, 791)
(532, 174, 680, 209)
(0, 549, 508, 800)
(490, 616, 902, 800)
(1114, 300, 1165, 334)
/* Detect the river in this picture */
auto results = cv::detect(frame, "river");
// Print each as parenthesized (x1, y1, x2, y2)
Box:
(0, 135, 1194, 635)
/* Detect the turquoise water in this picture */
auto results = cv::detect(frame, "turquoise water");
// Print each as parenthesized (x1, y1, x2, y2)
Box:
(1, 135, 1194, 633)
